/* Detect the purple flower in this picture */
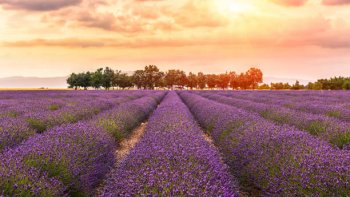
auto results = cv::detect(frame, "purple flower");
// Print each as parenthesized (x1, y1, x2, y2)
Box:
(100, 92, 239, 196)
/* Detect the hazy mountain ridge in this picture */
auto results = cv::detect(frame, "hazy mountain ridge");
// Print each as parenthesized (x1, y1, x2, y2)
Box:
(0, 76, 68, 88)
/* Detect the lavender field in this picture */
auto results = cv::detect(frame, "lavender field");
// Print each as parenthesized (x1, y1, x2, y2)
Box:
(1, 90, 349, 196)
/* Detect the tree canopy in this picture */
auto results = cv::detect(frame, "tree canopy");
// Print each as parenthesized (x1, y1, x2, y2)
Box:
(67, 66, 265, 90)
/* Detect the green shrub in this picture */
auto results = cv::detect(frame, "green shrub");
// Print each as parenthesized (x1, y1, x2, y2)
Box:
(62, 113, 77, 123)
(48, 104, 60, 111)
(305, 121, 327, 136)
(326, 110, 341, 118)
(98, 119, 124, 142)
(330, 133, 350, 149)
(27, 118, 47, 133)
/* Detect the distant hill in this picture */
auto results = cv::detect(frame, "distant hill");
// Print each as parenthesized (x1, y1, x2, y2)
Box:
(0, 76, 68, 88)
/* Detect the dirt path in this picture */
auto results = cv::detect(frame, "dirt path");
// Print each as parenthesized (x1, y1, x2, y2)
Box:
(96, 122, 147, 195)
(115, 122, 147, 166)
(202, 133, 214, 145)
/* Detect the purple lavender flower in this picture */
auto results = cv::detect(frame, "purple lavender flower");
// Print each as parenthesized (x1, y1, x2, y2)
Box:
(198, 91, 350, 149)
(0, 91, 165, 196)
(179, 91, 350, 196)
(100, 92, 239, 196)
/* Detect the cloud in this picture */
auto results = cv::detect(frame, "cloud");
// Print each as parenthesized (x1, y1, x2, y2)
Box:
(40, 0, 227, 34)
(134, 0, 164, 1)
(4, 14, 350, 49)
(269, 0, 308, 6)
(270, 0, 350, 6)
(322, 0, 350, 5)
(2, 0, 350, 50)
(1, 37, 205, 48)
(172, 0, 228, 28)
(0, 0, 82, 11)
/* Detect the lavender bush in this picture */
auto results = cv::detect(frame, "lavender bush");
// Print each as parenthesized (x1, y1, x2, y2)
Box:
(0, 91, 163, 196)
(199, 92, 350, 149)
(93, 92, 165, 141)
(218, 90, 350, 122)
(100, 92, 239, 196)
(0, 123, 115, 196)
(180, 92, 350, 196)
(0, 117, 36, 152)
(0, 91, 145, 151)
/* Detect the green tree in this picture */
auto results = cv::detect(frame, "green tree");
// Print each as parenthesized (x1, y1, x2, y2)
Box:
(77, 72, 91, 90)
(342, 81, 350, 90)
(237, 73, 250, 89)
(143, 65, 163, 90)
(91, 68, 103, 89)
(67, 73, 79, 90)
(187, 72, 198, 90)
(258, 83, 270, 90)
(246, 67, 263, 89)
(207, 74, 218, 89)
(164, 69, 187, 89)
(271, 82, 291, 90)
(102, 67, 114, 90)
(229, 71, 239, 90)
(307, 77, 350, 90)
(156, 75, 166, 89)
(197, 72, 206, 90)
(132, 70, 145, 89)
(291, 80, 304, 90)
(164, 69, 178, 89)
(178, 70, 188, 89)
(307, 82, 322, 90)
(217, 73, 230, 90)
(112, 70, 122, 89)
(118, 73, 133, 89)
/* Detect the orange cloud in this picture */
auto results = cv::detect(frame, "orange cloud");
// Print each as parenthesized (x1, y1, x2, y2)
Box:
(2, 38, 198, 48)
(172, 0, 228, 28)
(4, 15, 350, 50)
(38, 0, 227, 35)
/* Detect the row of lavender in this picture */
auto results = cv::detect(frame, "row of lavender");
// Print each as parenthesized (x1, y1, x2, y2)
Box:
(0, 91, 165, 196)
(223, 90, 350, 104)
(100, 92, 239, 196)
(179, 92, 350, 196)
(219, 90, 350, 122)
(0, 91, 122, 118)
(198, 91, 350, 149)
(0, 91, 145, 151)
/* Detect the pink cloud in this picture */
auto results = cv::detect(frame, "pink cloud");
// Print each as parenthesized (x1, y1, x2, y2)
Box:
(269, 0, 308, 6)
(323, 0, 350, 5)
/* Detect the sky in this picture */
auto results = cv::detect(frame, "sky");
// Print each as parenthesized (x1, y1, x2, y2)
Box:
(1, 0, 350, 83)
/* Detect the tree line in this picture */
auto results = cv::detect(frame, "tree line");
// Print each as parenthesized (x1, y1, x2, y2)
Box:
(306, 77, 350, 90)
(67, 65, 263, 90)
(258, 77, 350, 90)
(258, 81, 305, 90)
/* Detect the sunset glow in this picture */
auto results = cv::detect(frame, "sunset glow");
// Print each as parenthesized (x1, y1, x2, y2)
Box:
(215, 0, 255, 14)
(0, 0, 350, 83)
